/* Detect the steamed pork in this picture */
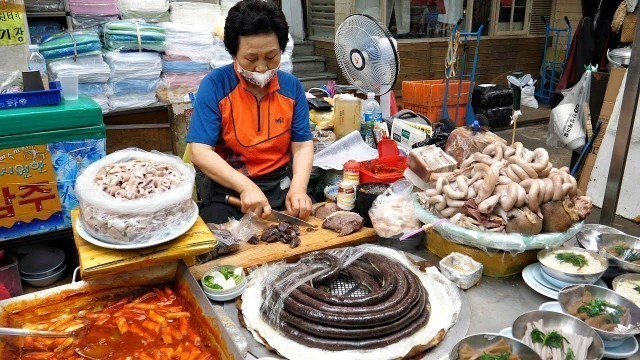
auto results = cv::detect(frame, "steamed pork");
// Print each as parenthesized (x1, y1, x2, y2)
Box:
(567, 291, 630, 332)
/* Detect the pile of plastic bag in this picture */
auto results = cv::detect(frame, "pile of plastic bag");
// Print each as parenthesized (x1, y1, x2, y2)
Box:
(161, 22, 216, 62)
(47, 54, 110, 111)
(103, 20, 166, 52)
(169, 2, 221, 33)
(119, 0, 169, 22)
(39, 31, 102, 61)
(104, 51, 162, 111)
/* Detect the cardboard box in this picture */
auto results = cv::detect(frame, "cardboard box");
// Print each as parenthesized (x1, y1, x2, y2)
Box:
(577, 68, 626, 193)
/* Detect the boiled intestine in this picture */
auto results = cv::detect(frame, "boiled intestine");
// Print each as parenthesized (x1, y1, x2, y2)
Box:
(94, 159, 183, 200)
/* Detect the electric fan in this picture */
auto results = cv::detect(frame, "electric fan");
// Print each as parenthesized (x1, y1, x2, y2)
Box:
(334, 14, 400, 117)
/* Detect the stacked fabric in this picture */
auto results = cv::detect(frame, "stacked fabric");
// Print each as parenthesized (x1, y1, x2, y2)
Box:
(220, 0, 240, 22)
(69, 0, 119, 30)
(39, 31, 102, 61)
(159, 55, 208, 103)
(210, 38, 234, 69)
(103, 20, 166, 52)
(119, 0, 169, 23)
(104, 51, 162, 111)
(25, 0, 65, 12)
(169, 2, 221, 33)
(162, 22, 215, 62)
(47, 55, 110, 110)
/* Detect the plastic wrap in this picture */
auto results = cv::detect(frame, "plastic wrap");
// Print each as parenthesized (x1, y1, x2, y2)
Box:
(210, 40, 234, 68)
(170, 2, 221, 32)
(91, 94, 109, 112)
(309, 109, 334, 130)
(108, 92, 157, 111)
(75, 148, 196, 244)
(414, 199, 583, 253)
(241, 244, 461, 359)
(471, 84, 513, 110)
(311, 130, 336, 154)
(119, 0, 169, 22)
(444, 126, 507, 164)
(103, 20, 166, 52)
(162, 22, 217, 62)
(196, 213, 265, 263)
(407, 145, 457, 182)
(25, 0, 64, 11)
(159, 72, 207, 103)
(47, 55, 110, 83)
(38, 31, 102, 61)
(478, 106, 512, 127)
(29, 20, 63, 45)
(104, 51, 162, 80)
(369, 179, 421, 238)
(79, 83, 106, 97)
(438, 252, 483, 290)
(107, 78, 160, 96)
(71, 15, 119, 30)
(69, 0, 119, 16)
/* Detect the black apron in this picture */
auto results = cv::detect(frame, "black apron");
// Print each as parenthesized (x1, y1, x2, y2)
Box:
(195, 165, 291, 224)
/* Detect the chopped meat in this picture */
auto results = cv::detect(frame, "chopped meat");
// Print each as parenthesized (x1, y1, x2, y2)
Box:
(290, 237, 301, 248)
(247, 235, 259, 245)
(314, 202, 338, 219)
(322, 211, 364, 236)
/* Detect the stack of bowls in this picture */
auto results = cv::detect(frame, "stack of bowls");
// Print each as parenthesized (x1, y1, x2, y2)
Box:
(18, 247, 66, 287)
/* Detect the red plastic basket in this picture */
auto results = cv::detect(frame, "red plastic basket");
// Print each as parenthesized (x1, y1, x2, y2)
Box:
(359, 156, 408, 184)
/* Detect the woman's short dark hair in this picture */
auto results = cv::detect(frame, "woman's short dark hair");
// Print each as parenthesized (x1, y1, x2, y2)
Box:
(224, 0, 289, 57)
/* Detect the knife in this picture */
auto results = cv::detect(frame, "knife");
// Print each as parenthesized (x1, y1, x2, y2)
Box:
(225, 195, 317, 228)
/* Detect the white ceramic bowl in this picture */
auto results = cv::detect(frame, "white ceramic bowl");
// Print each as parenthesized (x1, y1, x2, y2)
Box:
(201, 265, 246, 301)
(21, 265, 66, 287)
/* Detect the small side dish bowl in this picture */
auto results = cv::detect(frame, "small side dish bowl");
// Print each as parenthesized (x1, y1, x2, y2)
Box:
(558, 284, 640, 344)
(449, 333, 542, 360)
(21, 265, 66, 287)
(537, 247, 608, 285)
(613, 273, 640, 307)
(201, 265, 247, 301)
(512, 310, 604, 360)
(598, 233, 640, 273)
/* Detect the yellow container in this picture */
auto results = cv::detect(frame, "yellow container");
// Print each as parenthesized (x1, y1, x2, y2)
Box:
(333, 94, 361, 139)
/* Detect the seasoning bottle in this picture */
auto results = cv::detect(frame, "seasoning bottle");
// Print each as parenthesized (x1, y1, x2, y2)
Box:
(342, 160, 360, 186)
(337, 181, 356, 211)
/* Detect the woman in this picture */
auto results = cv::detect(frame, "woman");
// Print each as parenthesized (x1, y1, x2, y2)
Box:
(187, 0, 314, 224)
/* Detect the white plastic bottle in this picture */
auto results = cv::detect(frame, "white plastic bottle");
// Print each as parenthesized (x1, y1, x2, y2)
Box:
(27, 45, 49, 90)
(361, 92, 382, 148)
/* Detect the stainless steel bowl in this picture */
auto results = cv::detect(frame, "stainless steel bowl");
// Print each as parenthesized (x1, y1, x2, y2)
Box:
(576, 224, 625, 252)
(449, 333, 542, 360)
(512, 310, 604, 360)
(18, 247, 65, 277)
(612, 273, 640, 306)
(598, 233, 640, 273)
(537, 247, 608, 284)
(558, 284, 640, 342)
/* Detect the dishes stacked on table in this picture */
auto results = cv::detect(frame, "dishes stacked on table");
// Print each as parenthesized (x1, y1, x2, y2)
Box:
(18, 247, 66, 287)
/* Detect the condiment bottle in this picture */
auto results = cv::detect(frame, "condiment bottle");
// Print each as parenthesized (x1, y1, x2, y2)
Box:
(342, 160, 360, 186)
(337, 181, 356, 211)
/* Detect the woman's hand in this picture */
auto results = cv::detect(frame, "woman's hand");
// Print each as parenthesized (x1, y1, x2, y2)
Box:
(239, 183, 271, 218)
(286, 187, 312, 219)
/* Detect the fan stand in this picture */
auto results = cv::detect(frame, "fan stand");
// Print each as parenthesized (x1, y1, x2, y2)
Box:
(381, 93, 392, 118)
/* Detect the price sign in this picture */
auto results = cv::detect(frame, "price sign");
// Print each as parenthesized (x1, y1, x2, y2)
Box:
(0, 4, 26, 46)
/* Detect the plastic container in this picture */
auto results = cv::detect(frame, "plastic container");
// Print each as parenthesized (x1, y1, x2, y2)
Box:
(28, 45, 49, 90)
(402, 79, 470, 127)
(342, 160, 360, 185)
(0, 81, 62, 109)
(59, 74, 79, 100)
(359, 156, 408, 183)
(333, 94, 361, 139)
(356, 183, 390, 227)
(336, 181, 356, 210)
(0, 255, 23, 299)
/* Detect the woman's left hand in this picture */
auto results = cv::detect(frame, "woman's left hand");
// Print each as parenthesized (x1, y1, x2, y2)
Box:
(286, 187, 312, 219)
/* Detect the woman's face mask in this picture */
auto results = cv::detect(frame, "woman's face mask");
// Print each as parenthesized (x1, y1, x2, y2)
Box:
(237, 63, 279, 88)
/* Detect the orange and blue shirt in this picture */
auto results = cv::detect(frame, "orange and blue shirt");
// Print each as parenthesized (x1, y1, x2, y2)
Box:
(186, 64, 312, 178)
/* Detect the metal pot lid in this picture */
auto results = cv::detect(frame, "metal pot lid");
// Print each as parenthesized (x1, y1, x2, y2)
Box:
(610, 47, 632, 59)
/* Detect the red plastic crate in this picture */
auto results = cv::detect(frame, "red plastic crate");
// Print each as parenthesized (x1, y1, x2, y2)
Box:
(359, 156, 407, 184)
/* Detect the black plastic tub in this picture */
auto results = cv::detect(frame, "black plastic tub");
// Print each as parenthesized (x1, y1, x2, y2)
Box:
(356, 183, 390, 227)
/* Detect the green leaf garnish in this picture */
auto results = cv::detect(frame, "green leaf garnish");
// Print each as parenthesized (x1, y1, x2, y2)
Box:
(565, 347, 575, 360)
(531, 329, 545, 343)
(478, 352, 511, 360)
(531, 328, 569, 350)
(203, 275, 218, 289)
(608, 245, 640, 262)
(555, 252, 588, 269)
(578, 299, 626, 324)
(634, 285, 640, 294)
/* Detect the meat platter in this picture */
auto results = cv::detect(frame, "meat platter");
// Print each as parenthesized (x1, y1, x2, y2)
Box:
(0, 261, 243, 359)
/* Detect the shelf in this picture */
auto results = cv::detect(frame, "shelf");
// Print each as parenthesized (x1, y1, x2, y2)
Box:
(103, 103, 169, 118)
(26, 11, 68, 18)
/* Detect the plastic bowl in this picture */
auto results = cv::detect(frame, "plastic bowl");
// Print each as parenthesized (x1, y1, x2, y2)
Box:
(201, 265, 246, 299)
(20, 262, 65, 280)
(21, 265, 66, 287)
(558, 284, 640, 343)
(355, 182, 389, 227)
(537, 247, 608, 285)
(598, 233, 640, 273)
(449, 333, 541, 360)
(512, 310, 604, 360)
(18, 247, 65, 277)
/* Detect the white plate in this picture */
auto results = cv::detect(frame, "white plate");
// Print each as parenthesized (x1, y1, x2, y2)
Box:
(499, 327, 513, 337)
(537, 301, 639, 359)
(522, 263, 607, 300)
(75, 201, 199, 250)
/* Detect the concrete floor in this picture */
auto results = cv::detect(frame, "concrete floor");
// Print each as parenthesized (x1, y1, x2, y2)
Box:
(494, 123, 640, 237)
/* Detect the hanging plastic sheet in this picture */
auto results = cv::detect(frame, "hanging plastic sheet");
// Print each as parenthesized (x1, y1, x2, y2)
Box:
(38, 31, 102, 61)
(47, 54, 110, 83)
(103, 20, 166, 52)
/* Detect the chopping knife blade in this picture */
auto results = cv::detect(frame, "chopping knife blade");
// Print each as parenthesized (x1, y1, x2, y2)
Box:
(225, 195, 317, 228)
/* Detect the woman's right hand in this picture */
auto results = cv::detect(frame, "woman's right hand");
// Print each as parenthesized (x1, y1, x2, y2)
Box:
(239, 183, 271, 218)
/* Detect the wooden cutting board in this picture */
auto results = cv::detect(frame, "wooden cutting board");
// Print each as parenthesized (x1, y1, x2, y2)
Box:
(189, 215, 379, 280)
(72, 209, 216, 280)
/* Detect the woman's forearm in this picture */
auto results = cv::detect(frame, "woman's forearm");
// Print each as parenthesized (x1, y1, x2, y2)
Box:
(190, 143, 253, 193)
(290, 140, 314, 192)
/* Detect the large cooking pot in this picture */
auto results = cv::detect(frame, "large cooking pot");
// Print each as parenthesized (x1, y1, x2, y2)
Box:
(607, 47, 632, 71)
